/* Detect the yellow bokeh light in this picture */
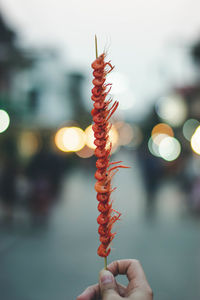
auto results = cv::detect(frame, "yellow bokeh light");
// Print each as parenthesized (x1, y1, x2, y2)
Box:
(108, 126, 119, 148)
(18, 131, 40, 157)
(0, 110, 10, 133)
(55, 127, 68, 152)
(55, 127, 85, 152)
(85, 125, 96, 149)
(85, 124, 119, 150)
(63, 127, 85, 151)
(191, 126, 200, 155)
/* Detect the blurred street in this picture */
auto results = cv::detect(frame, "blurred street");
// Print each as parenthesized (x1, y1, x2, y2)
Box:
(0, 2, 200, 299)
(0, 150, 199, 300)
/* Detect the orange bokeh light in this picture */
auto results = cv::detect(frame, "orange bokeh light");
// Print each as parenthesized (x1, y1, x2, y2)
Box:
(76, 145, 94, 158)
(152, 123, 174, 138)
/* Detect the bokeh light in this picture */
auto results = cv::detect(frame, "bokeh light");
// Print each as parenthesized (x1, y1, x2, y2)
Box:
(55, 127, 85, 152)
(153, 133, 169, 146)
(107, 72, 128, 94)
(63, 127, 85, 151)
(152, 123, 174, 140)
(148, 137, 160, 157)
(117, 123, 134, 145)
(156, 94, 187, 127)
(107, 72, 135, 110)
(126, 125, 143, 149)
(18, 131, 40, 157)
(118, 91, 136, 110)
(108, 125, 119, 149)
(149, 126, 181, 161)
(191, 126, 200, 155)
(151, 123, 174, 146)
(159, 137, 181, 161)
(55, 127, 68, 152)
(76, 145, 94, 158)
(0, 109, 10, 133)
(85, 125, 96, 149)
(183, 119, 200, 141)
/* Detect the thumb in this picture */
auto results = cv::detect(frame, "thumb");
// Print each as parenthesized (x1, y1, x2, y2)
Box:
(99, 269, 119, 300)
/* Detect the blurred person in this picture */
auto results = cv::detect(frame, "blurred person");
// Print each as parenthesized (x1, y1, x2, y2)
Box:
(77, 259, 153, 300)
(0, 156, 17, 224)
(137, 137, 164, 220)
(15, 168, 32, 215)
(136, 107, 164, 219)
(189, 176, 200, 214)
(26, 137, 65, 226)
(138, 147, 164, 219)
(181, 152, 200, 214)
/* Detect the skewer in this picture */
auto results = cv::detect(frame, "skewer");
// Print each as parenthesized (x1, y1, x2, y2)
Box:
(95, 35, 107, 270)
(104, 256, 107, 270)
(95, 35, 98, 59)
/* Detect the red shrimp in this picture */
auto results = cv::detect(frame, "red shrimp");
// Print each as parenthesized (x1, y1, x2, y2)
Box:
(97, 193, 109, 202)
(91, 51, 129, 258)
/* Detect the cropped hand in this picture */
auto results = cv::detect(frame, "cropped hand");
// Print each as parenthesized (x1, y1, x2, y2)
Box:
(77, 259, 153, 300)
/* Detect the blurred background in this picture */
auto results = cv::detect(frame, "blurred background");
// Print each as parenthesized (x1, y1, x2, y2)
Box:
(0, 0, 200, 299)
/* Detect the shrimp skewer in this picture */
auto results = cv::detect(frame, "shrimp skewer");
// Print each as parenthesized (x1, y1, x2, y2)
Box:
(91, 36, 129, 268)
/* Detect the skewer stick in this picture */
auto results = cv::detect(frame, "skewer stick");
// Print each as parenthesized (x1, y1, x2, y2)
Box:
(95, 35, 98, 59)
(104, 256, 107, 270)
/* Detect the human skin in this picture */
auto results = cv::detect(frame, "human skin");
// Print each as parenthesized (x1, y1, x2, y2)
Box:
(77, 259, 153, 300)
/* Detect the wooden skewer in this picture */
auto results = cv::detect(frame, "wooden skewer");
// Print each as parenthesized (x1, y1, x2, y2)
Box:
(104, 256, 107, 270)
(95, 35, 98, 59)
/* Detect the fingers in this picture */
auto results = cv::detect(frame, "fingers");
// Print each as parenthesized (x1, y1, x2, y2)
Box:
(116, 282, 126, 297)
(76, 283, 100, 300)
(107, 259, 148, 287)
(99, 269, 120, 300)
(77, 260, 153, 300)
(76, 279, 126, 300)
(107, 259, 152, 297)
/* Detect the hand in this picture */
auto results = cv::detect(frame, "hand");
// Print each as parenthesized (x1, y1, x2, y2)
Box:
(77, 259, 153, 300)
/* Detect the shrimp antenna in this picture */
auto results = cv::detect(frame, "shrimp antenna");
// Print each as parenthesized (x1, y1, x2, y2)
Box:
(95, 35, 98, 59)
(103, 34, 111, 56)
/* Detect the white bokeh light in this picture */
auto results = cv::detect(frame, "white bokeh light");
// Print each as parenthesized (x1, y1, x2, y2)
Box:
(159, 137, 181, 161)
(183, 119, 200, 141)
(148, 137, 160, 157)
(0, 110, 10, 133)
(156, 94, 187, 127)
(107, 72, 135, 111)
(63, 127, 85, 151)
(107, 72, 129, 94)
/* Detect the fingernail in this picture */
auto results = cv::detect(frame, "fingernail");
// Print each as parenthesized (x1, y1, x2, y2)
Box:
(100, 270, 114, 285)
